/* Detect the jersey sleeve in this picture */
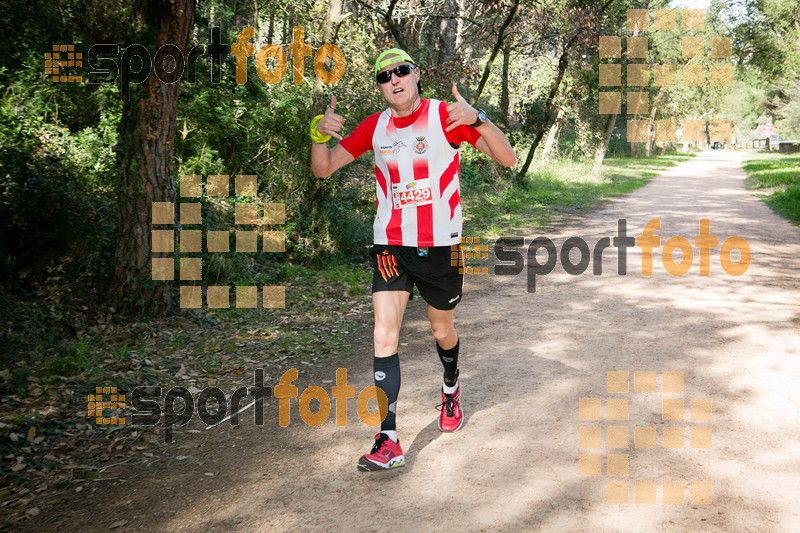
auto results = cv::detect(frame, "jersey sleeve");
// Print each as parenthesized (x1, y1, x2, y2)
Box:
(338, 112, 381, 160)
(440, 101, 481, 148)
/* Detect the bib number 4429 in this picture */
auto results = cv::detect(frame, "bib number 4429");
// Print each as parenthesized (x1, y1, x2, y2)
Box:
(392, 179, 433, 209)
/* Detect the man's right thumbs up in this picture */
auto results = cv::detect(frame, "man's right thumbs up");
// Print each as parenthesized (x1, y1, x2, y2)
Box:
(318, 96, 344, 141)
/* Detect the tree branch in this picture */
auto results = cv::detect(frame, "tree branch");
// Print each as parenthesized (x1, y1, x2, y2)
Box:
(470, 0, 519, 105)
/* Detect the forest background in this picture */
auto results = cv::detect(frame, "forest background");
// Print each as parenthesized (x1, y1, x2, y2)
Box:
(0, 0, 798, 507)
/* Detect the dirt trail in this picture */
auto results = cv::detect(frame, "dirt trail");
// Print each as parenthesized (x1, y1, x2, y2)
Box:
(35, 151, 800, 532)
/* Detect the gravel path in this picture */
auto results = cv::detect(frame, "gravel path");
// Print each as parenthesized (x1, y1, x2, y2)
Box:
(40, 151, 800, 532)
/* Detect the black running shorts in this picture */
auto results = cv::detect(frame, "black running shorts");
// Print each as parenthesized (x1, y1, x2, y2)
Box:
(370, 244, 464, 310)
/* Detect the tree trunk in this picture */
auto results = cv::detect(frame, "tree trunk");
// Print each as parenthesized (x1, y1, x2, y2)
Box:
(644, 88, 664, 157)
(304, 0, 346, 217)
(312, 0, 344, 114)
(470, 0, 519, 105)
(383, 0, 409, 50)
(585, 0, 647, 177)
(500, 42, 511, 127)
(253, 0, 265, 50)
(515, 50, 569, 184)
(113, 0, 197, 314)
(590, 113, 617, 179)
(253, 0, 259, 39)
(437, 0, 457, 64)
(455, 0, 465, 51)
(541, 106, 564, 161)
(268, 7, 274, 42)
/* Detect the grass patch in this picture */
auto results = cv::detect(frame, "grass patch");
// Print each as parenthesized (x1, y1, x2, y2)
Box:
(43, 337, 92, 376)
(462, 151, 694, 237)
(742, 152, 800, 224)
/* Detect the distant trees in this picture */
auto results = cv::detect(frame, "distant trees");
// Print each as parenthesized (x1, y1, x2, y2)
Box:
(730, 0, 800, 138)
(5, 0, 793, 315)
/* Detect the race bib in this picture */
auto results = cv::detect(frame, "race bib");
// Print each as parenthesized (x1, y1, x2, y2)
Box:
(392, 179, 433, 210)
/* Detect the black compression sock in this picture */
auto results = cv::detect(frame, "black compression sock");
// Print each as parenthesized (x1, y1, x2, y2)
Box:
(374, 354, 400, 432)
(437, 339, 459, 387)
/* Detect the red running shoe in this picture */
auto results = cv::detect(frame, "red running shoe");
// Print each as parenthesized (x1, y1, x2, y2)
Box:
(357, 433, 405, 471)
(438, 382, 464, 432)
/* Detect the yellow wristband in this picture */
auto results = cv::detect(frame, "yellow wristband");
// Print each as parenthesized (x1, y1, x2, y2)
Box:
(310, 115, 332, 144)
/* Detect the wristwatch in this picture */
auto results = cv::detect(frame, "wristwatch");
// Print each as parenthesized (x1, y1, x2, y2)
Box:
(471, 109, 486, 128)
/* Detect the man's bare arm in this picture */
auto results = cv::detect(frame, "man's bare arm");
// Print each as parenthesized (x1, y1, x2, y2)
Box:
(445, 85, 516, 168)
(311, 143, 355, 178)
(473, 122, 516, 167)
(310, 96, 356, 178)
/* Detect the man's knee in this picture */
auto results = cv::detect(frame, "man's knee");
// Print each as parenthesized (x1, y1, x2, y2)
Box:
(430, 322, 453, 345)
(374, 324, 399, 349)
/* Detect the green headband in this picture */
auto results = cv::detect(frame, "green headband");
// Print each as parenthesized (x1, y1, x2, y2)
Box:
(374, 48, 416, 75)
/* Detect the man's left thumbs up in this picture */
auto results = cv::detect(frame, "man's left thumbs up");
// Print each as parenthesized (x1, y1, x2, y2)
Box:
(444, 84, 479, 132)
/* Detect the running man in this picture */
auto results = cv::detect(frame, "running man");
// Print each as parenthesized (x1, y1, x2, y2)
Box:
(310, 48, 516, 471)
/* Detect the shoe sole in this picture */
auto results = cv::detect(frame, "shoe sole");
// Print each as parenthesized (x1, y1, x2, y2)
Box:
(357, 455, 406, 472)
(439, 415, 464, 432)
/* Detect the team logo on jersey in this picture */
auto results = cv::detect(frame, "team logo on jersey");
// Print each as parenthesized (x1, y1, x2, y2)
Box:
(413, 136, 428, 154)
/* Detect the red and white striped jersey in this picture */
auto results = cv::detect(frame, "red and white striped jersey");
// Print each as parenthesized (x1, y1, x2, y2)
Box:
(340, 99, 480, 247)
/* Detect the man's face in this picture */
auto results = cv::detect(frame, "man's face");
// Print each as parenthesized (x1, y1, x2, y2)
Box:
(377, 60, 420, 108)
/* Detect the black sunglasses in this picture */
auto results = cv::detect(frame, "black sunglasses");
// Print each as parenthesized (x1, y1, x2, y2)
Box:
(376, 64, 414, 84)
